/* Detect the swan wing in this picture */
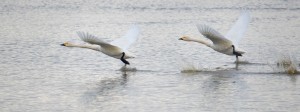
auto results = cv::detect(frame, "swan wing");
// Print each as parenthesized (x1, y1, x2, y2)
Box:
(110, 25, 140, 50)
(77, 31, 120, 50)
(225, 10, 250, 46)
(196, 24, 232, 46)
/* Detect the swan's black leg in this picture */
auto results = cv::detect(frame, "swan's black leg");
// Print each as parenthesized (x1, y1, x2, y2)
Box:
(236, 55, 239, 64)
(235, 56, 239, 70)
(120, 52, 130, 65)
(232, 45, 242, 63)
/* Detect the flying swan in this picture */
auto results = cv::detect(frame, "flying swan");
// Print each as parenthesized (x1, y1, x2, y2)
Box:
(61, 25, 140, 66)
(179, 11, 250, 62)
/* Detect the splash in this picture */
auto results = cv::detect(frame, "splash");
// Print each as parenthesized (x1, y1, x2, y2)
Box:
(269, 53, 298, 75)
(119, 66, 137, 72)
(179, 59, 203, 73)
(234, 60, 250, 64)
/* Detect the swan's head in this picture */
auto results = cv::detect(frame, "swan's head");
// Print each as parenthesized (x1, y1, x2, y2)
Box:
(179, 36, 192, 41)
(61, 42, 74, 47)
(60, 42, 75, 47)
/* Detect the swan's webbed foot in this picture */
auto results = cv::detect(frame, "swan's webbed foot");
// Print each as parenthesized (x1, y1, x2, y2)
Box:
(121, 52, 130, 65)
(121, 59, 130, 65)
(232, 45, 242, 64)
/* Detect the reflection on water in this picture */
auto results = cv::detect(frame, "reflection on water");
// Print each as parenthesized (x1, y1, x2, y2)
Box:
(80, 72, 129, 105)
(204, 72, 237, 91)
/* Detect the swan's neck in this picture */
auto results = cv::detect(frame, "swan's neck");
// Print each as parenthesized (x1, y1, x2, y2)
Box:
(188, 37, 213, 47)
(66, 43, 100, 51)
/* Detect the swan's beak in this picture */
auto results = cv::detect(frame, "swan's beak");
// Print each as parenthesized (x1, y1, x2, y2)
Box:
(60, 43, 66, 46)
(61, 42, 70, 46)
(178, 38, 183, 40)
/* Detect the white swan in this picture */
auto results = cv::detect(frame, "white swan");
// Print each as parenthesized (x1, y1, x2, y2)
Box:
(179, 11, 250, 62)
(61, 25, 140, 65)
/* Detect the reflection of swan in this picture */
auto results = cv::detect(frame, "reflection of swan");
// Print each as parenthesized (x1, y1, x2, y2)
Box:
(80, 71, 136, 105)
(179, 11, 250, 62)
(80, 72, 131, 105)
(61, 25, 140, 66)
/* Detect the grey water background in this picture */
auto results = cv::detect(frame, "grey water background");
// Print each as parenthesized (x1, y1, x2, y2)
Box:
(1, 0, 300, 111)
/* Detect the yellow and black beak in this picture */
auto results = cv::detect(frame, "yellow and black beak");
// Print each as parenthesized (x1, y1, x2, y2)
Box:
(61, 42, 68, 46)
(60, 43, 66, 46)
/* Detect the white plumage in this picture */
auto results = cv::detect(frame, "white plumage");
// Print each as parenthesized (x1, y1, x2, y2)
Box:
(179, 10, 250, 61)
(62, 25, 140, 65)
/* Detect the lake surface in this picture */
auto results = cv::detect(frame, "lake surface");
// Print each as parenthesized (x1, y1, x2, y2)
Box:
(0, 0, 300, 111)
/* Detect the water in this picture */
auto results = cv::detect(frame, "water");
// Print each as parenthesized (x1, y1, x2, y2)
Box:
(1, 0, 300, 111)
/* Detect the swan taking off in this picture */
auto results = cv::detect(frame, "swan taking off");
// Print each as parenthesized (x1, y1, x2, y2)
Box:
(61, 25, 140, 66)
(179, 10, 250, 62)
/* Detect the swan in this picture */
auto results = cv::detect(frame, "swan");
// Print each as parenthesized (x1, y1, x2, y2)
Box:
(179, 10, 250, 62)
(61, 25, 140, 66)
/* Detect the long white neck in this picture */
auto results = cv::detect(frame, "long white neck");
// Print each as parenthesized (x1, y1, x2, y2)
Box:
(65, 43, 100, 51)
(187, 37, 213, 48)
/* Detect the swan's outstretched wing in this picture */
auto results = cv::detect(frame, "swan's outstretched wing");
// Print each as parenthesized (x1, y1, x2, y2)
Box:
(197, 24, 232, 46)
(225, 10, 250, 46)
(77, 31, 120, 50)
(110, 25, 140, 50)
